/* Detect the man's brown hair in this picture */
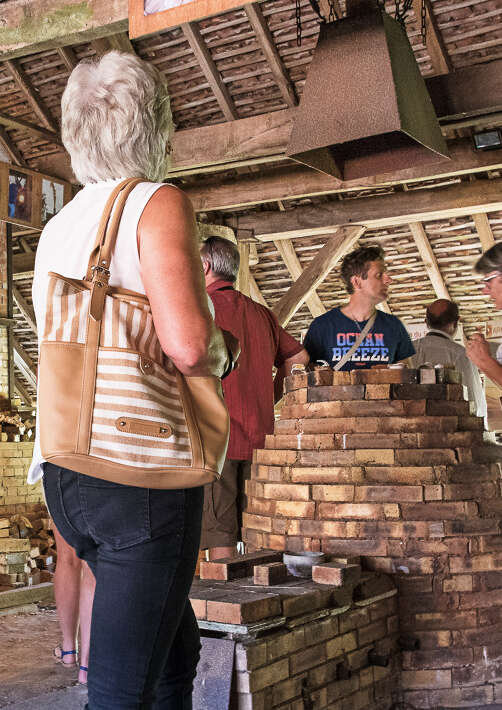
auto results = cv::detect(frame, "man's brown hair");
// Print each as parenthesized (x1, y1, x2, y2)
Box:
(340, 245, 385, 294)
(425, 299, 459, 330)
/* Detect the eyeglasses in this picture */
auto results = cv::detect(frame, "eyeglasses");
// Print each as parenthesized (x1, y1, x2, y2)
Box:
(482, 272, 502, 284)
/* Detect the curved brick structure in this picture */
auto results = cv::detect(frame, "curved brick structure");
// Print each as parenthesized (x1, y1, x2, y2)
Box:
(242, 367, 502, 708)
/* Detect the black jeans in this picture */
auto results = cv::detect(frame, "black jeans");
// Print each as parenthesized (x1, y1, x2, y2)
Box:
(43, 463, 203, 710)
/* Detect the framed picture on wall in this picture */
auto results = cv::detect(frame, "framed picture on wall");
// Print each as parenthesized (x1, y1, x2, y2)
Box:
(129, 0, 249, 38)
(41, 178, 65, 225)
(8, 169, 32, 224)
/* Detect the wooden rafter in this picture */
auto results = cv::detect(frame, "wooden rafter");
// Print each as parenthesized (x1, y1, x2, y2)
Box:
(249, 272, 268, 307)
(57, 46, 78, 72)
(235, 243, 250, 297)
(319, 0, 343, 20)
(107, 32, 136, 54)
(273, 226, 365, 326)
(0, 126, 26, 166)
(473, 213, 495, 252)
(244, 3, 297, 108)
(13, 336, 36, 389)
(14, 376, 33, 408)
(413, 0, 452, 76)
(0, 111, 61, 146)
(12, 286, 37, 336)
(409, 222, 450, 300)
(182, 22, 238, 122)
(274, 239, 326, 318)
(235, 177, 502, 240)
(4, 59, 58, 133)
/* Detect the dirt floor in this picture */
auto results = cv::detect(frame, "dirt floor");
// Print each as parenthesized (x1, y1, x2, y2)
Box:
(0, 604, 87, 708)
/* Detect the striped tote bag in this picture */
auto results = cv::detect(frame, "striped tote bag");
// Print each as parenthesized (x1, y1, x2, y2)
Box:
(38, 179, 229, 488)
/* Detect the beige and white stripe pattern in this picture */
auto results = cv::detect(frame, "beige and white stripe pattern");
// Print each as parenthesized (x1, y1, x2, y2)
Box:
(90, 351, 192, 468)
(43, 277, 89, 344)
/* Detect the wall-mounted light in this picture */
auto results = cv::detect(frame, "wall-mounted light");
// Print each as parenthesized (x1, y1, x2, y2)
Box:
(473, 129, 502, 151)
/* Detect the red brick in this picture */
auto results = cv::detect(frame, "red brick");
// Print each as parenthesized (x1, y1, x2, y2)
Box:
(280, 588, 332, 617)
(274, 419, 300, 435)
(458, 415, 484, 430)
(290, 643, 327, 674)
(418, 431, 483, 448)
(459, 588, 502, 609)
(281, 389, 307, 406)
(364, 466, 435, 483)
(354, 449, 395, 465)
(307, 369, 335, 387)
(355, 485, 423, 503)
(242, 513, 273, 533)
(333, 371, 351, 385)
(401, 669, 452, 689)
(339, 607, 370, 632)
(479, 499, 502, 517)
(391, 383, 452, 400)
(300, 417, 379, 434)
(365, 384, 391, 399)
(446, 462, 498, 483)
(254, 562, 288, 586)
(288, 519, 359, 538)
(444, 518, 499, 535)
(284, 373, 308, 392)
(318, 502, 385, 520)
(312, 562, 361, 586)
(443, 482, 497, 500)
(265, 433, 335, 450)
(426, 400, 470, 416)
(350, 368, 418, 384)
(245, 497, 276, 516)
(357, 520, 444, 538)
(262, 483, 310, 501)
(322, 538, 388, 557)
(298, 450, 356, 466)
(341, 433, 401, 449)
(200, 551, 282, 580)
(255, 449, 298, 465)
(290, 466, 364, 484)
(275, 500, 315, 518)
(307, 385, 365, 402)
(207, 591, 282, 624)
(401, 501, 475, 520)
(424, 485, 442, 500)
(312, 484, 355, 502)
(378, 416, 458, 433)
(401, 610, 476, 631)
(395, 448, 456, 465)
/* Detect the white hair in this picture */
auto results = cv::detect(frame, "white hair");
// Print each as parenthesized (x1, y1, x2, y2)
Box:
(61, 51, 173, 184)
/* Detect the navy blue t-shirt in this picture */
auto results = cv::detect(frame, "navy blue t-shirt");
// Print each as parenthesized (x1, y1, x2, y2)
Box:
(304, 307, 415, 371)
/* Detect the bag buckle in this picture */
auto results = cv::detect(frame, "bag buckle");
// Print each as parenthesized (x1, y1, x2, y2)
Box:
(91, 265, 111, 278)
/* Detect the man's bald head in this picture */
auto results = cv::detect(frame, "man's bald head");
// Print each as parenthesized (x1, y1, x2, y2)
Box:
(425, 299, 459, 332)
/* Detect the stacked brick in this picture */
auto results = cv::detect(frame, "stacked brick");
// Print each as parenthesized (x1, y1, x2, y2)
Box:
(242, 367, 502, 708)
(0, 441, 42, 515)
(191, 552, 398, 709)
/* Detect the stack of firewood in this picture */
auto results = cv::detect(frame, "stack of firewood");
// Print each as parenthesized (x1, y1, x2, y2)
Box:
(0, 505, 55, 588)
(0, 412, 34, 442)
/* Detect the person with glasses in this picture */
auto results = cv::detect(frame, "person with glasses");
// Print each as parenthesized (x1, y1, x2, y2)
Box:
(466, 243, 502, 387)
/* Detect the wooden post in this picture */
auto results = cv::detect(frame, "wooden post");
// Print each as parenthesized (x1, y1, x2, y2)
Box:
(0, 222, 13, 406)
(235, 243, 250, 297)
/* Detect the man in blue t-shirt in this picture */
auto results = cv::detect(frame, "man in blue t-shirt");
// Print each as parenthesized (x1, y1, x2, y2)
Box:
(304, 245, 415, 371)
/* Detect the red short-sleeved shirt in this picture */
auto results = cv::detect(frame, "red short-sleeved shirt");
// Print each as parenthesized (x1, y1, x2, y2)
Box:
(207, 280, 303, 461)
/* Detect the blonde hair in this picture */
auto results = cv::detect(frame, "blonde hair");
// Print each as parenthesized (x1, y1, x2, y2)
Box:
(61, 51, 173, 184)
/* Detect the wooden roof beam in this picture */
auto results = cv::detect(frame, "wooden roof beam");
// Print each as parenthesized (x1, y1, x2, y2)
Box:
(273, 226, 365, 326)
(409, 221, 450, 300)
(57, 46, 78, 72)
(274, 239, 326, 318)
(107, 32, 136, 54)
(14, 376, 33, 409)
(249, 272, 268, 307)
(244, 3, 297, 108)
(13, 286, 37, 337)
(235, 243, 250, 296)
(413, 0, 452, 76)
(182, 22, 238, 122)
(234, 177, 502, 240)
(0, 126, 26, 166)
(0, 0, 128, 62)
(473, 213, 495, 252)
(4, 59, 59, 133)
(0, 111, 61, 146)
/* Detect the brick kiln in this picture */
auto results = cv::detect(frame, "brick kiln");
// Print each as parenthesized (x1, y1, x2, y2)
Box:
(241, 367, 502, 708)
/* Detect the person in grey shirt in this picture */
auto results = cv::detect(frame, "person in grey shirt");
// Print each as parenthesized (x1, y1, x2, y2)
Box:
(412, 299, 487, 422)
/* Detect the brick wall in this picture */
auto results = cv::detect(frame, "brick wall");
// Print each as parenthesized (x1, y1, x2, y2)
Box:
(242, 367, 502, 708)
(0, 442, 41, 515)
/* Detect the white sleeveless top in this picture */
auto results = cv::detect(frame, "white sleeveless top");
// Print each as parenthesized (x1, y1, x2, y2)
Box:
(28, 179, 165, 483)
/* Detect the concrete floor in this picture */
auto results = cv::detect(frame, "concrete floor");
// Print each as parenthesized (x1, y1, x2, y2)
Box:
(0, 605, 87, 709)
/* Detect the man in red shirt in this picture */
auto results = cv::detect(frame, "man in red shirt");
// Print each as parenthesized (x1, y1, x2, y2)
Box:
(200, 237, 309, 560)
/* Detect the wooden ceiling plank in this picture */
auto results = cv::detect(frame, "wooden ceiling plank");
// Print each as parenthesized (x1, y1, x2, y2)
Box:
(413, 0, 452, 76)
(273, 225, 365, 326)
(57, 46, 78, 72)
(13, 253, 35, 276)
(4, 59, 59, 133)
(0, 126, 26, 166)
(182, 22, 238, 122)
(235, 177, 502, 240)
(409, 221, 450, 300)
(12, 285, 37, 337)
(274, 239, 326, 318)
(473, 213, 495, 252)
(244, 3, 297, 108)
(0, 111, 61, 146)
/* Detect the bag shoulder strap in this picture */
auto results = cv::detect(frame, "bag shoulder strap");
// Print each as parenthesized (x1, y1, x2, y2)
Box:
(85, 178, 143, 282)
(333, 311, 377, 371)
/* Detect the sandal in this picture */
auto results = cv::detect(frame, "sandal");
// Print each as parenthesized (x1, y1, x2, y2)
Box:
(53, 646, 77, 666)
(79, 665, 88, 685)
